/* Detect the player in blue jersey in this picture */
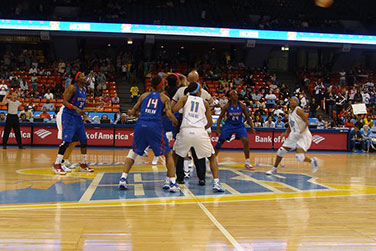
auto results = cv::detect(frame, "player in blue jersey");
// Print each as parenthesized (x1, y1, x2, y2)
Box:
(119, 76, 180, 192)
(215, 90, 256, 169)
(52, 72, 95, 175)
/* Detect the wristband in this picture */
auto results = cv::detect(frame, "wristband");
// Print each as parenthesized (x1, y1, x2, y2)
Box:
(68, 104, 73, 109)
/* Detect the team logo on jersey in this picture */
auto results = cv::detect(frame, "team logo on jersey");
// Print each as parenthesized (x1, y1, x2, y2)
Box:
(312, 135, 325, 144)
(34, 129, 52, 139)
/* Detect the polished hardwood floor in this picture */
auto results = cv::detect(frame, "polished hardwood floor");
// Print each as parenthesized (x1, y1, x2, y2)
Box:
(0, 147, 376, 250)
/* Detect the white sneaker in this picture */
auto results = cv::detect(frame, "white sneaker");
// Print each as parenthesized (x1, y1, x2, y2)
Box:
(152, 156, 159, 165)
(169, 182, 180, 193)
(245, 163, 255, 170)
(119, 177, 128, 190)
(213, 181, 225, 192)
(162, 177, 170, 189)
(266, 167, 277, 175)
(61, 163, 72, 173)
(311, 157, 319, 173)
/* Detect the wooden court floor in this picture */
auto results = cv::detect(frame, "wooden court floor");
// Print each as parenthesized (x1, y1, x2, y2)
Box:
(0, 148, 376, 250)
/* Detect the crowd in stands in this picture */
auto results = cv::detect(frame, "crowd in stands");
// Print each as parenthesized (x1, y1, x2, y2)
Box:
(0, 49, 120, 123)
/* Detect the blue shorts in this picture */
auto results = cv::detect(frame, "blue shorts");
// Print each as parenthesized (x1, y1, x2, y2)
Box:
(162, 112, 179, 138)
(132, 121, 170, 157)
(218, 124, 248, 142)
(62, 112, 87, 145)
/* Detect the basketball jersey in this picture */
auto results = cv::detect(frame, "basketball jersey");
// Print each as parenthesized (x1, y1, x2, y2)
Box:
(225, 102, 243, 126)
(63, 84, 86, 117)
(289, 106, 308, 134)
(138, 91, 164, 122)
(181, 95, 207, 129)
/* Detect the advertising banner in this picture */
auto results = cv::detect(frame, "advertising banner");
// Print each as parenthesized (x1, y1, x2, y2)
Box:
(0, 126, 32, 145)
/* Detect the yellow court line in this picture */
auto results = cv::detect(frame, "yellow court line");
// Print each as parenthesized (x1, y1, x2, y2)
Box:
(1, 185, 376, 211)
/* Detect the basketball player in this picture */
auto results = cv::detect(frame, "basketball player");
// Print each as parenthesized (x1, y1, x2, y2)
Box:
(215, 90, 256, 169)
(173, 82, 225, 192)
(52, 72, 93, 175)
(171, 70, 213, 182)
(119, 76, 180, 192)
(266, 97, 319, 175)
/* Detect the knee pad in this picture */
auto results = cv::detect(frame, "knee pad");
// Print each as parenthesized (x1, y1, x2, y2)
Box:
(58, 141, 70, 155)
(127, 149, 138, 161)
(296, 153, 305, 162)
(277, 147, 288, 157)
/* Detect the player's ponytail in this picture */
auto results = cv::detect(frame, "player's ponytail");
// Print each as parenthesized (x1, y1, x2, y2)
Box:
(184, 82, 200, 96)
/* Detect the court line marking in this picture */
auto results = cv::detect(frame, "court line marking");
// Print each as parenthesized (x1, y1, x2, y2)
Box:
(78, 173, 104, 203)
(221, 183, 241, 194)
(180, 185, 244, 251)
(230, 169, 282, 193)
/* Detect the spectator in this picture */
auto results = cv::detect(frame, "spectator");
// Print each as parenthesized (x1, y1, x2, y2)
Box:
(29, 65, 38, 74)
(112, 93, 120, 104)
(26, 100, 36, 112)
(0, 80, 8, 101)
(317, 115, 325, 129)
(31, 74, 38, 91)
(344, 117, 355, 128)
(19, 113, 29, 122)
(87, 71, 96, 93)
(275, 116, 285, 128)
(116, 113, 128, 124)
(39, 107, 51, 120)
(360, 124, 372, 153)
(103, 93, 111, 104)
(114, 110, 121, 122)
(19, 78, 28, 92)
(363, 115, 374, 127)
(325, 92, 336, 118)
(100, 114, 111, 123)
(254, 115, 264, 127)
(273, 105, 284, 117)
(97, 71, 107, 90)
(130, 84, 139, 105)
(218, 95, 228, 106)
(350, 127, 362, 152)
(355, 116, 364, 129)
(19, 106, 33, 120)
(265, 90, 276, 109)
(41, 100, 54, 111)
(44, 89, 54, 100)
(58, 60, 66, 75)
(263, 116, 275, 128)
(309, 98, 320, 118)
(83, 114, 92, 124)
(0, 112, 5, 122)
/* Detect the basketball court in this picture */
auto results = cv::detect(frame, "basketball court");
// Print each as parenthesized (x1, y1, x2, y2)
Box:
(0, 148, 375, 250)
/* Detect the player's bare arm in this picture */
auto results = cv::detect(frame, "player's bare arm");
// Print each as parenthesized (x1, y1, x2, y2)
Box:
(216, 103, 229, 136)
(63, 85, 84, 115)
(161, 93, 178, 126)
(128, 92, 148, 116)
(172, 96, 188, 113)
(241, 102, 256, 133)
(296, 107, 309, 133)
(204, 100, 213, 130)
(1, 92, 9, 105)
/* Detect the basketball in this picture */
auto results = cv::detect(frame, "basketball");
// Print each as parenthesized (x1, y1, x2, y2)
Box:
(315, 0, 333, 8)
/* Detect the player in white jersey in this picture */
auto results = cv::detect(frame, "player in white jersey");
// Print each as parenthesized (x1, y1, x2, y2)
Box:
(173, 82, 225, 192)
(266, 97, 319, 175)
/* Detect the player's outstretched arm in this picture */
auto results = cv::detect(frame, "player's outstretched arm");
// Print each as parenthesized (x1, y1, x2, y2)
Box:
(1, 92, 9, 105)
(161, 94, 178, 126)
(216, 103, 228, 136)
(296, 107, 309, 133)
(204, 101, 213, 130)
(128, 92, 147, 116)
(63, 85, 84, 115)
(172, 96, 187, 113)
(241, 103, 255, 133)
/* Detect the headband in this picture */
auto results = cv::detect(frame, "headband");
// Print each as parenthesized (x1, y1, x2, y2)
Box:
(292, 96, 300, 105)
(190, 83, 201, 95)
(75, 72, 82, 82)
(156, 78, 165, 89)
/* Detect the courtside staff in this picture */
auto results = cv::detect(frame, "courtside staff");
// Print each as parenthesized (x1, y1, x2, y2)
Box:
(1, 92, 24, 149)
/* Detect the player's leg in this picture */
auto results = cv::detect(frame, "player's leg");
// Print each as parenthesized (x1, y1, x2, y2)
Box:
(164, 151, 179, 192)
(296, 148, 319, 173)
(237, 126, 252, 169)
(76, 118, 93, 172)
(191, 147, 206, 184)
(53, 113, 74, 175)
(266, 146, 291, 175)
(62, 141, 78, 170)
(173, 130, 191, 184)
(214, 125, 231, 156)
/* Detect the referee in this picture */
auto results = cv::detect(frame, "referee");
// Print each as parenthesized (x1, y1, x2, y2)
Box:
(1, 92, 24, 149)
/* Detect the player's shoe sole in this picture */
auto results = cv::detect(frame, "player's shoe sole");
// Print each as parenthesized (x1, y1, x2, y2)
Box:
(119, 177, 128, 190)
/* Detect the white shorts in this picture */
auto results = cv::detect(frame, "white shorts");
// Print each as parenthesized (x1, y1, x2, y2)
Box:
(56, 107, 64, 140)
(173, 128, 214, 159)
(282, 130, 312, 152)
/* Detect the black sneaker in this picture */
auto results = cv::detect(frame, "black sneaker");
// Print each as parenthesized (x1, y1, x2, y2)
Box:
(177, 179, 185, 184)
(199, 180, 206, 186)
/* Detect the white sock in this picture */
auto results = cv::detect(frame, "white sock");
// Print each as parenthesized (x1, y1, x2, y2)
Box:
(82, 154, 87, 164)
(55, 154, 63, 164)
(121, 172, 128, 179)
(245, 158, 250, 164)
(184, 160, 189, 172)
(170, 177, 176, 183)
(165, 176, 170, 182)
(214, 178, 219, 184)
